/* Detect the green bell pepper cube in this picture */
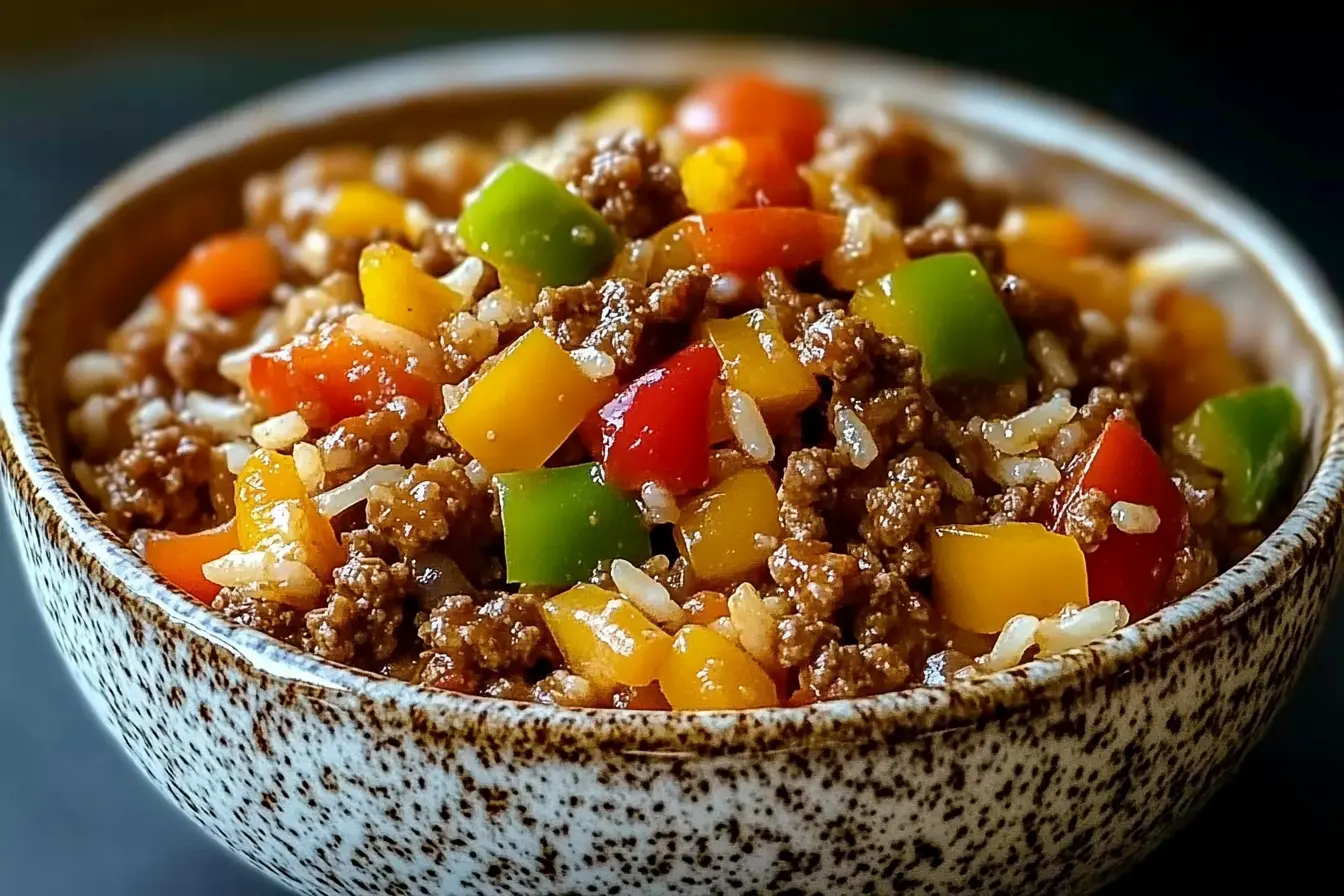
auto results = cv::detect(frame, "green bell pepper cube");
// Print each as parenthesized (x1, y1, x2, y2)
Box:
(850, 251, 1026, 384)
(1174, 384, 1302, 525)
(496, 462, 651, 586)
(458, 161, 618, 288)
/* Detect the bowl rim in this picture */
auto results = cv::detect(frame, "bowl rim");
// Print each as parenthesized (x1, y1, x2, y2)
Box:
(3, 34, 1343, 752)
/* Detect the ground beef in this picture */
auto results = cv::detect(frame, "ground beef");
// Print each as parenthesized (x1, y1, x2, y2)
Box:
(366, 457, 491, 557)
(988, 481, 1057, 525)
(212, 587, 304, 645)
(1074, 386, 1137, 444)
(995, 273, 1083, 348)
(858, 455, 942, 565)
(87, 423, 222, 536)
(534, 267, 709, 372)
(416, 591, 559, 694)
(819, 115, 1007, 226)
(903, 223, 1005, 273)
(798, 641, 912, 702)
(758, 268, 845, 343)
(1063, 488, 1111, 551)
(316, 397, 426, 488)
(1167, 530, 1219, 599)
(796, 311, 929, 454)
(437, 312, 500, 385)
(768, 539, 862, 618)
(559, 130, 688, 239)
(162, 311, 250, 393)
(304, 529, 412, 666)
(773, 613, 840, 670)
(777, 448, 849, 542)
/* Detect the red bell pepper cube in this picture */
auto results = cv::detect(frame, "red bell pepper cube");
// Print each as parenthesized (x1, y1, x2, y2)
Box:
(1050, 418, 1189, 618)
(250, 321, 436, 426)
(738, 135, 812, 208)
(676, 73, 826, 164)
(589, 344, 722, 494)
(688, 208, 843, 276)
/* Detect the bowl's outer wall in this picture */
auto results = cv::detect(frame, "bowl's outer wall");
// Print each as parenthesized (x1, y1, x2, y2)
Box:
(3, 40, 1344, 896)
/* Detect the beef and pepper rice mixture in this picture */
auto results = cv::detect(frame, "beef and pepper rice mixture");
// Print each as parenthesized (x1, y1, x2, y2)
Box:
(64, 75, 1302, 710)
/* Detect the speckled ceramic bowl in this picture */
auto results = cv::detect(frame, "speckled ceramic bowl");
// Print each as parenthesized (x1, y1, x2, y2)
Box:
(2, 37, 1342, 896)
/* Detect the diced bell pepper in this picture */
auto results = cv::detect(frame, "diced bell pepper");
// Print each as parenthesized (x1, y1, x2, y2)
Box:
(705, 309, 819, 417)
(1004, 245, 1130, 322)
(682, 590, 730, 624)
(1152, 289, 1251, 424)
(541, 585, 672, 688)
(1001, 205, 1092, 258)
(359, 242, 467, 338)
(320, 182, 410, 239)
(443, 328, 610, 473)
(155, 231, 280, 314)
(585, 89, 668, 136)
(235, 450, 343, 586)
(687, 208, 842, 276)
(250, 321, 436, 426)
(657, 624, 779, 710)
(675, 73, 825, 164)
(852, 251, 1026, 384)
(1174, 384, 1302, 525)
(589, 344, 721, 494)
(495, 463, 651, 586)
(821, 207, 908, 291)
(931, 523, 1088, 634)
(675, 467, 781, 582)
(1050, 419, 1188, 618)
(143, 520, 238, 604)
(680, 137, 749, 214)
(457, 161, 618, 287)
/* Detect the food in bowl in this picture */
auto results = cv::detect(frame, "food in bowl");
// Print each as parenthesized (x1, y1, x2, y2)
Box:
(63, 73, 1302, 710)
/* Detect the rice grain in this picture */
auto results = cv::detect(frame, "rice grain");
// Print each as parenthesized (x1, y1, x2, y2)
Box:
(611, 558, 685, 628)
(252, 411, 309, 450)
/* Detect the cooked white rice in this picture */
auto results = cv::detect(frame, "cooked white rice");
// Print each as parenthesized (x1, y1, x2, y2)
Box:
(63, 350, 127, 403)
(440, 256, 488, 298)
(911, 447, 975, 503)
(923, 197, 967, 228)
(184, 391, 256, 439)
(1111, 501, 1160, 535)
(292, 442, 324, 492)
(988, 455, 1062, 488)
(128, 397, 173, 437)
(835, 406, 879, 469)
(727, 583, 776, 668)
(639, 481, 680, 525)
(610, 558, 685, 628)
(251, 411, 309, 451)
(570, 347, 617, 380)
(1026, 330, 1079, 391)
(726, 387, 774, 463)
(980, 392, 1077, 455)
(344, 312, 442, 376)
(219, 441, 256, 475)
(201, 549, 322, 606)
(316, 464, 408, 517)
(1034, 601, 1130, 656)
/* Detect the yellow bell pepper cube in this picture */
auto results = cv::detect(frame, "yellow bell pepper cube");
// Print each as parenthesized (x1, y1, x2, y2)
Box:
(320, 182, 409, 239)
(675, 467, 781, 582)
(586, 89, 668, 136)
(443, 328, 610, 473)
(235, 449, 343, 582)
(1003, 244, 1129, 322)
(1001, 205, 1092, 258)
(705, 309, 820, 417)
(541, 585, 673, 688)
(679, 137, 749, 214)
(657, 625, 779, 710)
(931, 523, 1088, 633)
(359, 242, 467, 338)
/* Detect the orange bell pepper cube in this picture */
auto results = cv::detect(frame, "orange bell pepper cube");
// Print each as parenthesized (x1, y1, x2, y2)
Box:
(250, 321, 437, 426)
(320, 182, 409, 239)
(657, 624, 779, 710)
(1002, 205, 1092, 258)
(705, 308, 819, 417)
(443, 328, 611, 473)
(541, 585, 673, 689)
(143, 520, 238, 604)
(359, 242, 468, 338)
(155, 231, 280, 314)
(676, 73, 826, 164)
(1152, 288, 1251, 424)
(931, 523, 1088, 634)
(682, 591, 730, 625)
(235, 449, 343, 584)
(675, 467, 781, 582)
(1003, 245, 1130, 322)
(688, 208, 842, 276)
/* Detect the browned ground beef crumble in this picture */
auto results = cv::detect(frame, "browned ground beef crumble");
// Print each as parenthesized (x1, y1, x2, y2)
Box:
(63, 97, 1279, 709)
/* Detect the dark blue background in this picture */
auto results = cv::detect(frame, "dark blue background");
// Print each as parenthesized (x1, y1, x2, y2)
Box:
(2, 12, 1341, 894)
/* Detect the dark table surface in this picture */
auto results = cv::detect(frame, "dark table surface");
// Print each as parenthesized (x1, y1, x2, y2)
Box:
(2, 13, 1341, 895)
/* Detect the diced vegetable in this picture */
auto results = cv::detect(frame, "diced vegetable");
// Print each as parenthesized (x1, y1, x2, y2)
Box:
(320, 182, 409, 239)
(931, 523, 1088, 633)
(852, 251, 1026, 384)
(444, 328, 610, 473)
(682, 591, 730, 624)
(612, 684, 672, 710)
(495, 463, 651, 586)
(586, 89, 667, 136)
(1006, 247, 1129, 322)
(706, 381, 735, 446)
(1174, 385, 1302, 525)
(688, 208, 842, 276)
(250, 321, 436, 425)
(1050, 419, 1188, 618)
(1153, 289, 1251, 424)
(359, 242, 467, 337)
(457, 161, 618, 287)
(1002, 205, 1091, 258)
(821, 208, 908, 291)
(680, 136, 810, 214)
(155, 231, 280, 314)
(675, 73, 825, 164)
(235, 449, 343, 583)
(143, 520, 238, 604)
(676, 467, 781, 581)
(1155, 288, 1227, 355)
(541, 585, 673, 688)
(657, 624, 779, 710)
(705, 309, 819, 417)
(589, 344, 721, 494)
(737, 135, 811, 208)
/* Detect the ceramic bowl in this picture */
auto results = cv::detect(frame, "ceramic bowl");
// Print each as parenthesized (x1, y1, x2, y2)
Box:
(2, 37, 1342, 896)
